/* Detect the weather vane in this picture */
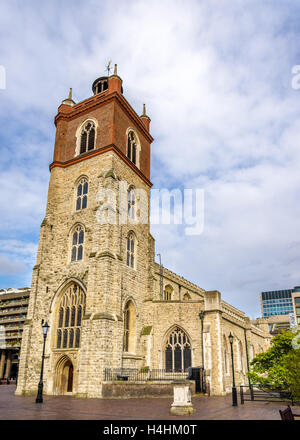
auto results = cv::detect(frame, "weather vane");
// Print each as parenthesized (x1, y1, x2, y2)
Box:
(106, 60, 112, 76)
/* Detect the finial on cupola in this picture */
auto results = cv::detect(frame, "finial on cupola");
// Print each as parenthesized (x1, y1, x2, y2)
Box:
(61, 87, 76, 106)
(114, 64, 118, 75)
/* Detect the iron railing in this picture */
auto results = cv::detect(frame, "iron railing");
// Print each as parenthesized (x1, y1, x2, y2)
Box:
(240, 384, 299, 406)
(104, 367, 206, 393)
(104, 368, 188, 382)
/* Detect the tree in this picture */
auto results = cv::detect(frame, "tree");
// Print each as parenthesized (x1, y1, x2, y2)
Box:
(247, 329, 300, 400)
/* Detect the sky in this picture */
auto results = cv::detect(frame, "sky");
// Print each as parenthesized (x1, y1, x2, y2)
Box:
(1, 0, 300, 319)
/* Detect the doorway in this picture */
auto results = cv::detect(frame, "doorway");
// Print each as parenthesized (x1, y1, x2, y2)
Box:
(55, 357, 74, 395)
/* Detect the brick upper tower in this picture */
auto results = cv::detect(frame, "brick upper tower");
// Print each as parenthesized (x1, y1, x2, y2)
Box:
(51, 65, 153, 185)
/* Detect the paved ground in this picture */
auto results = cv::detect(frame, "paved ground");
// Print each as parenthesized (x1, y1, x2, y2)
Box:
(0, 385, 298, 420)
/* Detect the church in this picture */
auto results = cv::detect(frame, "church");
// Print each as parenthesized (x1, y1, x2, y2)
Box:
(16, 66, 271, 398)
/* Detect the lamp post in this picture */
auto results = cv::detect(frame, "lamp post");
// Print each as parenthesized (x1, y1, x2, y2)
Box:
(35, 321, 49, 404)
(229, 332, 238, 406)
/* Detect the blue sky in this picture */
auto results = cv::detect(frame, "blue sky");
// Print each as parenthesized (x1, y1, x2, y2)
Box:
(1, 0, 300, 318)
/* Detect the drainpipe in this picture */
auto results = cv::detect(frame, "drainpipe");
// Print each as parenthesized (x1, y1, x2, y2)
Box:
(244, 328, 252, 390)
(157, 254, 163, 300)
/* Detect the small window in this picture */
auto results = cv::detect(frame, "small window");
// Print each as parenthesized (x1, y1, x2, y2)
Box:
(71, 225, 84, 262)
(123, 301, 136, 353)
(183, 293, 191, 301)
(80, 121, 96, 154)
(76, 178, 88, 211)
(126, 233, 135, 268)
(128, 187, 135, 220)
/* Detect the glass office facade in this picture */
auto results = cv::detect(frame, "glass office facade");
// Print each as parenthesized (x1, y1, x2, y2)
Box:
(261, 289, 294, 317)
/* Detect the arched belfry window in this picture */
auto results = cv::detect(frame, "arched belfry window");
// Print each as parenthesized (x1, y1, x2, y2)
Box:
(126, 232, 135, 268)
(128, 187, 135, 220)
(127, 131, 137, 165)
(76, 177, 88, 211)
(71, 225, 84, 262)
(80, 121, 96, 154)
(165, 327, 191, 372)
(56, 283, 86, 350)
(123, 300, 136, 353)
(95, 79, 108, 94)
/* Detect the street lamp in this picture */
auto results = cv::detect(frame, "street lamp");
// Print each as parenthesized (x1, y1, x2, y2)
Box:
(229, 332, 238, 406)
(35, 321, 49, 404)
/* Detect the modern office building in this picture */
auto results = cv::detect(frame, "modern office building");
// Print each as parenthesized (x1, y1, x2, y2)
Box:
(260, 289, 294, 318)
(260, 286, 300, 335)
(0, 288, 30, 380)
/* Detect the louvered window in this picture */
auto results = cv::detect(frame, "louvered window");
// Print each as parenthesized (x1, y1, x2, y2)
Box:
(80, 122, 96, 154)
(127, 131, 137, 165)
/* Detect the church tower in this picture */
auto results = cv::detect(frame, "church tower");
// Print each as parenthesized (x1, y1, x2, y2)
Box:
(16, 66, 154, 398)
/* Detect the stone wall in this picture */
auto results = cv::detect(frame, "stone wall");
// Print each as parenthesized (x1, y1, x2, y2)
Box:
(102, 381, 196, 399)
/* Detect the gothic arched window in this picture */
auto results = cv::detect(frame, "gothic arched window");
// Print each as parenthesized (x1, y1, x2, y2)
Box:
(127, 131, 137, 165)
(123, 300, 136, 352)
(128, 187, 135, 220)
(76, 178, 88, 211)
(163, 285, 173, 301)
(126, 233, 135, 268)
(165, 327, 191, 372)
(71, 225, 84, 262)
(80, 121, 96, 154)
(56, 282, 86, 349)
